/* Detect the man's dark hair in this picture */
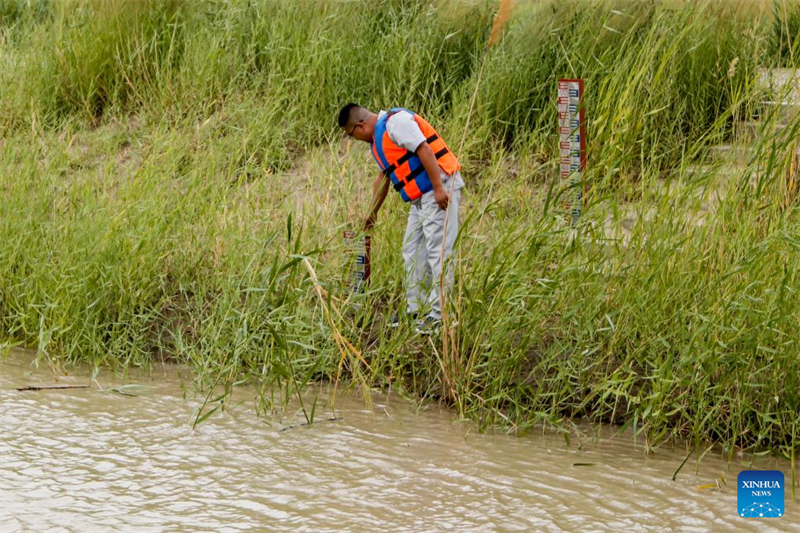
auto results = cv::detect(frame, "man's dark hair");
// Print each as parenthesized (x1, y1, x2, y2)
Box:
(338, 103, 362, 128)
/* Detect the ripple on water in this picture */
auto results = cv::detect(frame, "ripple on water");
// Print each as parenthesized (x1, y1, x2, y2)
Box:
(1, 350, 798, 532)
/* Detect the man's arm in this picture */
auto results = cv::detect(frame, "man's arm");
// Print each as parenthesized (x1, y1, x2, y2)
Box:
(416, 142, 449, 210)
(385, 111, 449, 210)
(364, 172, 390, 230)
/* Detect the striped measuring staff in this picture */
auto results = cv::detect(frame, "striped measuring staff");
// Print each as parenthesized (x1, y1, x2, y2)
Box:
(558, 78, 586, 225)
(343, 230, 371, 294)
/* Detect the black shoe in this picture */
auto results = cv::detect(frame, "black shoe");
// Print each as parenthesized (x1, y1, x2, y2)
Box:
(414, 316, 441, 336)
(388, 312, 418, 328)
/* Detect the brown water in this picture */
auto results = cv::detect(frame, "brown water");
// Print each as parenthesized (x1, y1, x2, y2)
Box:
(1, 349, 797, 532)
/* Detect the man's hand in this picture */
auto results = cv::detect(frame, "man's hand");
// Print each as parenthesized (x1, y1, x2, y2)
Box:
(416, 142, 450, 211)
(434, 186, 450, 210)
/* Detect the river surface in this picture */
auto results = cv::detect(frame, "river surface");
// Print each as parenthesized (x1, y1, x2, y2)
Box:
(1, 348, 797, 532)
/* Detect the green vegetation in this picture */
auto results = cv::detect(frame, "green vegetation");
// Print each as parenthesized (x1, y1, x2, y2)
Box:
(1, 0, 798, 465)
(769, 0, 800, 65)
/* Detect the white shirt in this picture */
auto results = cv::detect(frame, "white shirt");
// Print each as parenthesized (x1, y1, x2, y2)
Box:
(378, 110, 464, 191)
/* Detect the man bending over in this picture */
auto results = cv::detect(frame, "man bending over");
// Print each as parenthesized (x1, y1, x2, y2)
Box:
(338, 104, 464, 335)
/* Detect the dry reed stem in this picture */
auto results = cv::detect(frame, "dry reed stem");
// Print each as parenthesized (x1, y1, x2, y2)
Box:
(488, 0, 515, 47)
(785, 141, 799, 210)
(438, 0, 515, 403)
(302, 258, 368, 406)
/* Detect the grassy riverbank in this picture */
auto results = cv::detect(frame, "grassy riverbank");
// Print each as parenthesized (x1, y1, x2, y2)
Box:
(1, 0, 799, 463)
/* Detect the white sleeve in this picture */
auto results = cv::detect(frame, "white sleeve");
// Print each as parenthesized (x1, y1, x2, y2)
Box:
(385, 111, 428, 153)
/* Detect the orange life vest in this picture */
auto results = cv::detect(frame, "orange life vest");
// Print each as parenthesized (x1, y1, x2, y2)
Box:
(370, 108, 460, 202)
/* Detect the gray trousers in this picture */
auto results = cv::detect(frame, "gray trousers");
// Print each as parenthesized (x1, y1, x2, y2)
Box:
(401, 176, 461, 320)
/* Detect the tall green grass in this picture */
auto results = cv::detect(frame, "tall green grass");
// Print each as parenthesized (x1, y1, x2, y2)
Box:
(0, 0, 798, 464)
(769, 0, 800, 66)
(464, 1, 760, 181)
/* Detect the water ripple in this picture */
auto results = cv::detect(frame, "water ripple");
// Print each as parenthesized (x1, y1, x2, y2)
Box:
(1, 353, 798, 532)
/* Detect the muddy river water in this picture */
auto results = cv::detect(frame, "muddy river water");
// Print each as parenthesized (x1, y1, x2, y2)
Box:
(1, 349, 797, 532)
